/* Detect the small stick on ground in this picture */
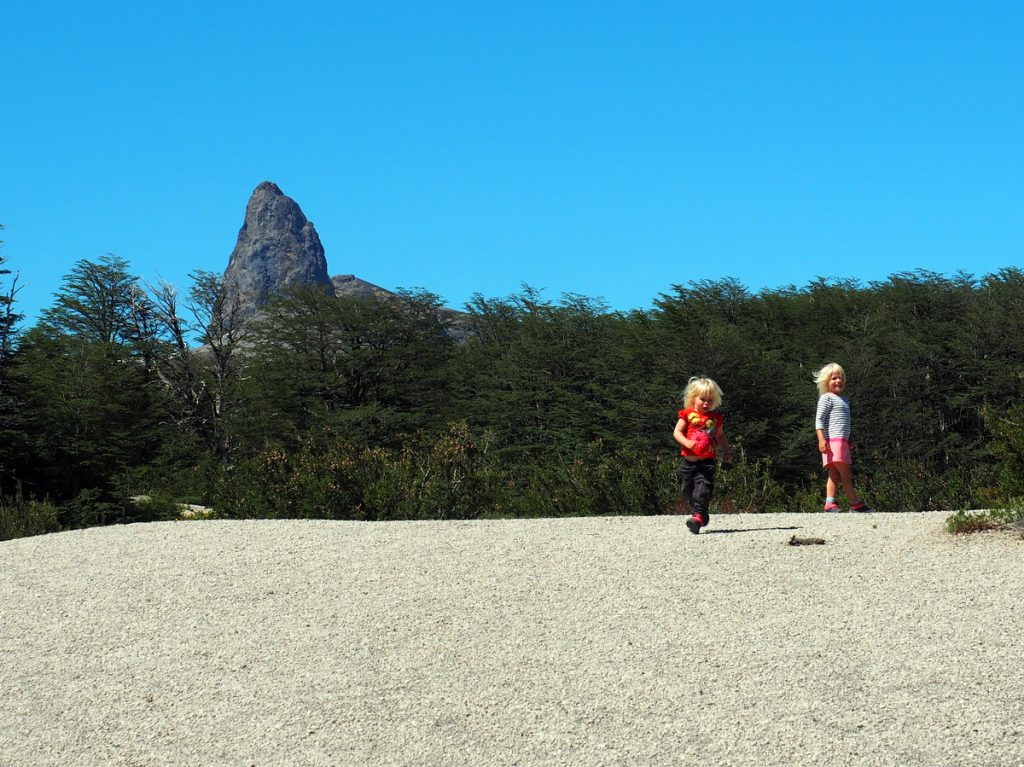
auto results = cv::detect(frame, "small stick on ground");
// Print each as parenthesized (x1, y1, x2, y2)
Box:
(788, 535, 826, 546)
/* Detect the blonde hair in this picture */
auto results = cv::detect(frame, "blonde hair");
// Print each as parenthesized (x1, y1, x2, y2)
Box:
(683, 376, 723, 410)
(814, 362, 846, 394)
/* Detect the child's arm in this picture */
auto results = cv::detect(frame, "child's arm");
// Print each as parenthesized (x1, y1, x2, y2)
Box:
(815, 395, 831, 453)
(717, 424, 733, 464)
(673, 419, 694, 450)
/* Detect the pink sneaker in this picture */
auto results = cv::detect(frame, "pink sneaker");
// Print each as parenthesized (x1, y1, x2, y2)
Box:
(823, 501, 841, 512)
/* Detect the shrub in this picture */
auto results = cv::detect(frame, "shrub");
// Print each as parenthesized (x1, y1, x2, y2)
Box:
(507, 442, 677, 518)
(59, 488, 117, 529)
(396, 423, 502, 519)
(212, 441, 367, 520)
(982, 405, 1024, 497)
(128, 494, 190, 522)
(212, 423, 505, 521)
(58, 488, 183, 529)
(711, 451, 790, 513)
(859, 460, 994, 512)
(945, 509, 1006, 534)
(945, 502, 1024, 536)
(0, 491, 61, 541)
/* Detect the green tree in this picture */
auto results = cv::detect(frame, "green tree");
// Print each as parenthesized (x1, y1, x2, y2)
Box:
(40, 254, 152, 352)
(652, 278, 792, 466)
(450, 287, 658, 466)
(236, 286, 455, 450)
(854, 272, 981, 466)
(14, 256, 163, 506)
(0, 226, 28, 493)
(0, 225, 22, 359)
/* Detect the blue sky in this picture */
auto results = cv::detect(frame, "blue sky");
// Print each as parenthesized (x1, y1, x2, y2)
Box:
(3, 1, 1023, 323)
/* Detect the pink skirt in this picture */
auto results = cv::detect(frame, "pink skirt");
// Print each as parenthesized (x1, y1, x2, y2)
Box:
(822, 437, 852, 467)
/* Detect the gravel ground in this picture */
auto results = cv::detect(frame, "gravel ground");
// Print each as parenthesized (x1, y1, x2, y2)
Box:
(1, 512, 1022, 767)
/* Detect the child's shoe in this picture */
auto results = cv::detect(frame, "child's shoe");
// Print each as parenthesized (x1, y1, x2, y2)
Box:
(850, 501, 875, 513)
(686, 513, 705, 534)
(823, 501, 841, 512)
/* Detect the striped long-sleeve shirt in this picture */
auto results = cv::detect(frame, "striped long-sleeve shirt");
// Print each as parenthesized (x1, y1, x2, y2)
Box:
(815, 393, 851, 440)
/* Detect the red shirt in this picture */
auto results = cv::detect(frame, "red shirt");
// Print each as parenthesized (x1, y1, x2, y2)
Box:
(677, 408, 724, 460)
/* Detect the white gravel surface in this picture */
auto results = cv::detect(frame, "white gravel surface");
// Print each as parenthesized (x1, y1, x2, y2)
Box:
(1, 512, 1022, 767)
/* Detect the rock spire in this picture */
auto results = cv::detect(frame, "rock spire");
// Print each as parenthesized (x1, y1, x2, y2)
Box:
(222, 181, 333, 322)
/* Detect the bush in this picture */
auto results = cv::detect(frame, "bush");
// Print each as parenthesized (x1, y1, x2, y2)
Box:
(129, 494, 190, 521)
(982, 405, 1024, 497)
(712, 451, 790, 513)
(0, 491, 61, 541)
(212, 434, 826, 521)
(212, 423, 504, 521)
(59, 488, 116, 528)
(213, 429, 691, 521)
(212, 441, 370, 520)
(361, 423, 504, 520)
(857, 460, 995, 513)
(113, 456, 218, 509)
(945, 503, 1024, 536)
(505, 442, 677, 518)
(59, 489, 184, 529)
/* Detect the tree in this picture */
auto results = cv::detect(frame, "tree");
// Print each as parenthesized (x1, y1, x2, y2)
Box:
(0, 225, 22, 360)
(450, 287, 657, 464)
(0, 226, 27, 492)
(236, 286, 455, 450)
(855, 271, 981, 467)
(147, 270, 245, 462)
(39, 254, 151, 353)
(652, 278, 791, 467)
(14, 256, 162, 503)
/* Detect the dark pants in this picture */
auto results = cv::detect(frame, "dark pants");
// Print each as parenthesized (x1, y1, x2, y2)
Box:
(678, 458, 717, 521)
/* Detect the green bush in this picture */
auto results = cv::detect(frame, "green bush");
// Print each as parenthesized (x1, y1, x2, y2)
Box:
(128, 494, 189, 521)
(858, 460, 994, 513)
(212, 423, 504, 521)
(505, 442, 677, 518)
(213, 429, 688, 521)
(58, 488, 183, 529)
(113, 456, 218, 509)
(945, 502, 1024, 536)
(59, 488, 116, 529)
(712, 451, 790, 513)
(0, 492, 61, 541)
(982, 405, 1024, 497)
(946, 509, 1007, 534)
(393, 423, 503, 519)
(212, 441, 367, 520)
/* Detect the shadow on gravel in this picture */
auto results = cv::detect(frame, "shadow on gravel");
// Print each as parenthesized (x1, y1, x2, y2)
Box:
(703, 526, 801, 535)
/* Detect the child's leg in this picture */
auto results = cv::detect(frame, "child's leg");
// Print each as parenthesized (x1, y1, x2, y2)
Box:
(677, 460, 696, 510)
(690, 460, 716, 523)
(825, 465, 840, 499)
(833, 462, 860, 503)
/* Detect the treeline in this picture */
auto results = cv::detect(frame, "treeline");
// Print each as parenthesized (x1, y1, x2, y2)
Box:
(3, 247, 1024, 539)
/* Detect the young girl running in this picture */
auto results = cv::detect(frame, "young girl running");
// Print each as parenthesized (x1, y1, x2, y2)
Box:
(814, 363, 874, 512)
(673, 377, 733, 534)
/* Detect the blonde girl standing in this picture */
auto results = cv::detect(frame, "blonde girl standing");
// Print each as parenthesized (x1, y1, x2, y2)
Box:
(815, 363, 874, 512)
(673, 376, 733, 533)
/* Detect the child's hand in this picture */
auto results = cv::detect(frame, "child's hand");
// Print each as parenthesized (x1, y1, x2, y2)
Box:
(818, 439, 828, 454)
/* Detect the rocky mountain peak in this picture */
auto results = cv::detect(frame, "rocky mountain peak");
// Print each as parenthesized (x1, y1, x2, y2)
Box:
(223, 181, 333, 322)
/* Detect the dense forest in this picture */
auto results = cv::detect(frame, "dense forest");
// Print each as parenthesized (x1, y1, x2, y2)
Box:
(3, 240, 1024, 539)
